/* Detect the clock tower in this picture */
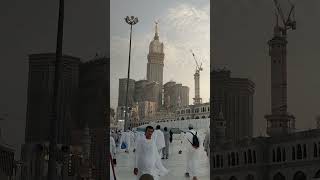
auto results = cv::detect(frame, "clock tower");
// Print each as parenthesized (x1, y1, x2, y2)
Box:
(147, 22, 165, 106)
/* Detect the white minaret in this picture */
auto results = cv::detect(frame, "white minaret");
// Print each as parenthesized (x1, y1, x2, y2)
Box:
(265, 18, 295, 137)
(193, 70, 202, 105)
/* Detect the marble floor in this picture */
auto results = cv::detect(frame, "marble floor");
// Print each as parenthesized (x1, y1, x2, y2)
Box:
(113, 131, 210, 180)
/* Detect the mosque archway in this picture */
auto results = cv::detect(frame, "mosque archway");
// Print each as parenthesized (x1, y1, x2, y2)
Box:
(293, 171, 306, 180)
(273, 172, 285, 180)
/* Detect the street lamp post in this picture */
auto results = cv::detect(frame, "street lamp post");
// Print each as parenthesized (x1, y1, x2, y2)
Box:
(124, 16, 138, 131)
(48, 0, 64, 179)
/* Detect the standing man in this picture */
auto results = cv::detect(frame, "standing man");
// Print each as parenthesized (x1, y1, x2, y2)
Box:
(134, 126, 169, 180)
(162, 127, 170, 159)
(152, 125, 165, 156)
(169, 130, 173, 143)
(110, 135, 117, 163)
(184, 124, 201, 180)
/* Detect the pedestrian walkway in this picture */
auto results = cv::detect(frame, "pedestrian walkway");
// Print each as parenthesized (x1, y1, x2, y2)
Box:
(113, 130, 210, 180)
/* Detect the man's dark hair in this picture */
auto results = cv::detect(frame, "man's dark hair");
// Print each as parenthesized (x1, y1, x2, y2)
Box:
(156, 125, 160, 129)
(164, 127, 167, 131)
(188, 127, 193, 130)
(145, 126, 154, 132)
(140, 174, 154, 180)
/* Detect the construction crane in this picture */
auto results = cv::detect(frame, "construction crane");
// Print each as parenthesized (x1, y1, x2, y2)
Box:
(273, 0, 296, 36)
(190, 50, 203, 74)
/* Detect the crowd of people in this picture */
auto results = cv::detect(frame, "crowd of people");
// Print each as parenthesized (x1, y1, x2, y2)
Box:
(109, 124, 210, 180)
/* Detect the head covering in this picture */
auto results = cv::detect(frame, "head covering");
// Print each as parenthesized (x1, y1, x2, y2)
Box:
(139, 174, 154, 180)
(188, 124, 193, 128)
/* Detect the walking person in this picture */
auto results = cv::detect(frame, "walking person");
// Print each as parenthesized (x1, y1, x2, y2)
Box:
(110, 136, 117, 165)
(162, 127, 170, 159)
(134, 126, 169, 180)
(184, 124, 201, 180)
(152, 125, 165, 156)
(119, 129, 132, 153)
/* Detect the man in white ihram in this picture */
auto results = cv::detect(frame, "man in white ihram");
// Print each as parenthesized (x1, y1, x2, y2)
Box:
(184, 124, 201, 180)
(134, 126, 169, 180)
(110, 135, 117, 180)
(152, 125, 165, 156)
(119, 129, 133, 153)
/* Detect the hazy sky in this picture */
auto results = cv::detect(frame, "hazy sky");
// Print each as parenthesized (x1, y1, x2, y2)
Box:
(110, 0, 210, 110)
(0, 0, 108, 159)
(213, 0, 320, 136)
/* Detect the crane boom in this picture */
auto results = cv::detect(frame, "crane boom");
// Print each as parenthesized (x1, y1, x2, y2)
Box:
(273, 0, 286, 26)
(272, 0, 296, 35)
(190, 50, 200, 69)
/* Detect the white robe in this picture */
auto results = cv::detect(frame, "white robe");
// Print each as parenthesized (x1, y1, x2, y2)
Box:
(110, 136, 116, 157)
(152, 129, 166, 151)
(184, 129, 201, 177)
(119, 132, 132, 151)
(135, 136, 169, 180)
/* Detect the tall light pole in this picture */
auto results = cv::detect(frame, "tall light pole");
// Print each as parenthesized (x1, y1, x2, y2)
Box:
(124, 16, 138, 131)
(48, 0, 64, 179)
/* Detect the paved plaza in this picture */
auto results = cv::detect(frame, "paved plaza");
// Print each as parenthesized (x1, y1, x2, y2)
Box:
(113, 130, 210, 180)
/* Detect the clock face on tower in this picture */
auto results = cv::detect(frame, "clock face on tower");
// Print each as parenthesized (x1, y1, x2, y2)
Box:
(152, 43, 162, 53)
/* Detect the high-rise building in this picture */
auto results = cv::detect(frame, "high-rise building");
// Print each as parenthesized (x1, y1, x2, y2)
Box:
(79, 57, 109, 180)
(164, 81, 189, 111)
(0, 128, 15, 178)
(23, 54, 108, 179)
(181, 86, 189, 107)
(25, 53, 80, 144)
(147, 22, 165, 106)
(118, 78, 135, 107)
(79, 57, 109, 128)
(212, 69, 255, 143)
(144, 81, 161, 109)
(134, 80, 149, 102)
(137, 101, 157, 120)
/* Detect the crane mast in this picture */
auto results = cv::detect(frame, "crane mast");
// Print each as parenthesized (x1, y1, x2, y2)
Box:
(265, 0, 297, 137)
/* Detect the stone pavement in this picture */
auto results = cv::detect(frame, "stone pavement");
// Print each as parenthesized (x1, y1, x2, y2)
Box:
(113, 131, 210, 180)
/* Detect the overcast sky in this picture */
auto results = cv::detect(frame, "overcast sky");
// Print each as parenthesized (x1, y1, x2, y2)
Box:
(0, 0, 108, 159)
(110, 0, 210, 110)
(213, 0, 320, 136)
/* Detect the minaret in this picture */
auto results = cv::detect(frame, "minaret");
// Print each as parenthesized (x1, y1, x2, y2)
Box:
(193, 70, 202, 105)
(147, 22, 165, 107)
(265, 16, 295, 136)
